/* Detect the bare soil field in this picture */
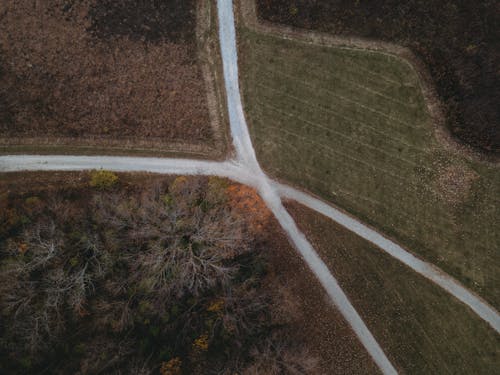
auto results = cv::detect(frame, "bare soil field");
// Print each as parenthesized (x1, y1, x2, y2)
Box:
(0, 0, 227, 157)
(256, 0, 500, 156)
(286, 201, 500, 374)
(0, 172, 376, 374)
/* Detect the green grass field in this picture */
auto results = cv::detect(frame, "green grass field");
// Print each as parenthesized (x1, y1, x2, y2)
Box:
(238, 28, 500, 308)
(286, 202, 499, 374)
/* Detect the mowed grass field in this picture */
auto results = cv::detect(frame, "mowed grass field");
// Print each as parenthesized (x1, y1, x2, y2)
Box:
(238, 29, 500, 308)
(286, 202, 500, 374)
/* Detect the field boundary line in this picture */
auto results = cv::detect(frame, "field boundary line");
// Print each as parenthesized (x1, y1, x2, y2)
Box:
(196, 0, 230, 157)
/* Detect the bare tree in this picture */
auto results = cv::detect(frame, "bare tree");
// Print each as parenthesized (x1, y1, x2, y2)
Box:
(242, 333, 319, 375)
(0, 215, 108, 354)
(92, 178, 253, 302)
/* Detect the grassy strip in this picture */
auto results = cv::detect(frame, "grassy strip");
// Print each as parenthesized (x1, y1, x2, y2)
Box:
(238, 27, 500, 308)
(285, 201, 500, 374)
(0, 144, 217, 160)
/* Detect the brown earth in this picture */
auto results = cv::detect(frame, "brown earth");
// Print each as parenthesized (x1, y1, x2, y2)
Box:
(256, 0, 500, 156)
(0, 0, 220, 155)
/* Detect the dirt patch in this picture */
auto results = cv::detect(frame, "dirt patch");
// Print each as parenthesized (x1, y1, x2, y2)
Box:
(255, 0, 500, 156)
(434, 162, 480, 206)
(0, 0, 220, 155)
(87, 0, 196, 44)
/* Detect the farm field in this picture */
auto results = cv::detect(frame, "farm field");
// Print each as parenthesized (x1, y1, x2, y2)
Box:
(256, 0, 500, 155)
(286, 201, 500, 374)
(0, 0, 228, 158)
(238, 27, 500, 309)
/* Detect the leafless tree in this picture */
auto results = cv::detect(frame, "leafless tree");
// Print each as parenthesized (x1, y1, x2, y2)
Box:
(241, 333, 319, 375)
(92, 179, 253, 302)
(0, 215, 108, 353)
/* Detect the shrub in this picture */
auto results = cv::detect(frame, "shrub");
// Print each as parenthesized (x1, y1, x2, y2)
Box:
(89, 170, 118, 190)
(24, 196, 43, 215)
(242, 333, 319, 375)
(160, 358, 182, 375)
(192, 334, 209, 352)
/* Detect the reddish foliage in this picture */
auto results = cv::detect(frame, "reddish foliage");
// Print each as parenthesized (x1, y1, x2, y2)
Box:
(226, 184, 272, 235)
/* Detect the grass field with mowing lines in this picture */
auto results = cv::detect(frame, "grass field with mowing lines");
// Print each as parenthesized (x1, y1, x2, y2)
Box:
(238, 28, 500, 308)
(286, 202, 500, 374)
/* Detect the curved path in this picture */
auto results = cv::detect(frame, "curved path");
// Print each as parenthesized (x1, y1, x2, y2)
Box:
(1, 0, 498, 373)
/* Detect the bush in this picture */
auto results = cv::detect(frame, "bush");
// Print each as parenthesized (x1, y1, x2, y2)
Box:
(89, 170, 119, 190)
(161, 358, 182, 375)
